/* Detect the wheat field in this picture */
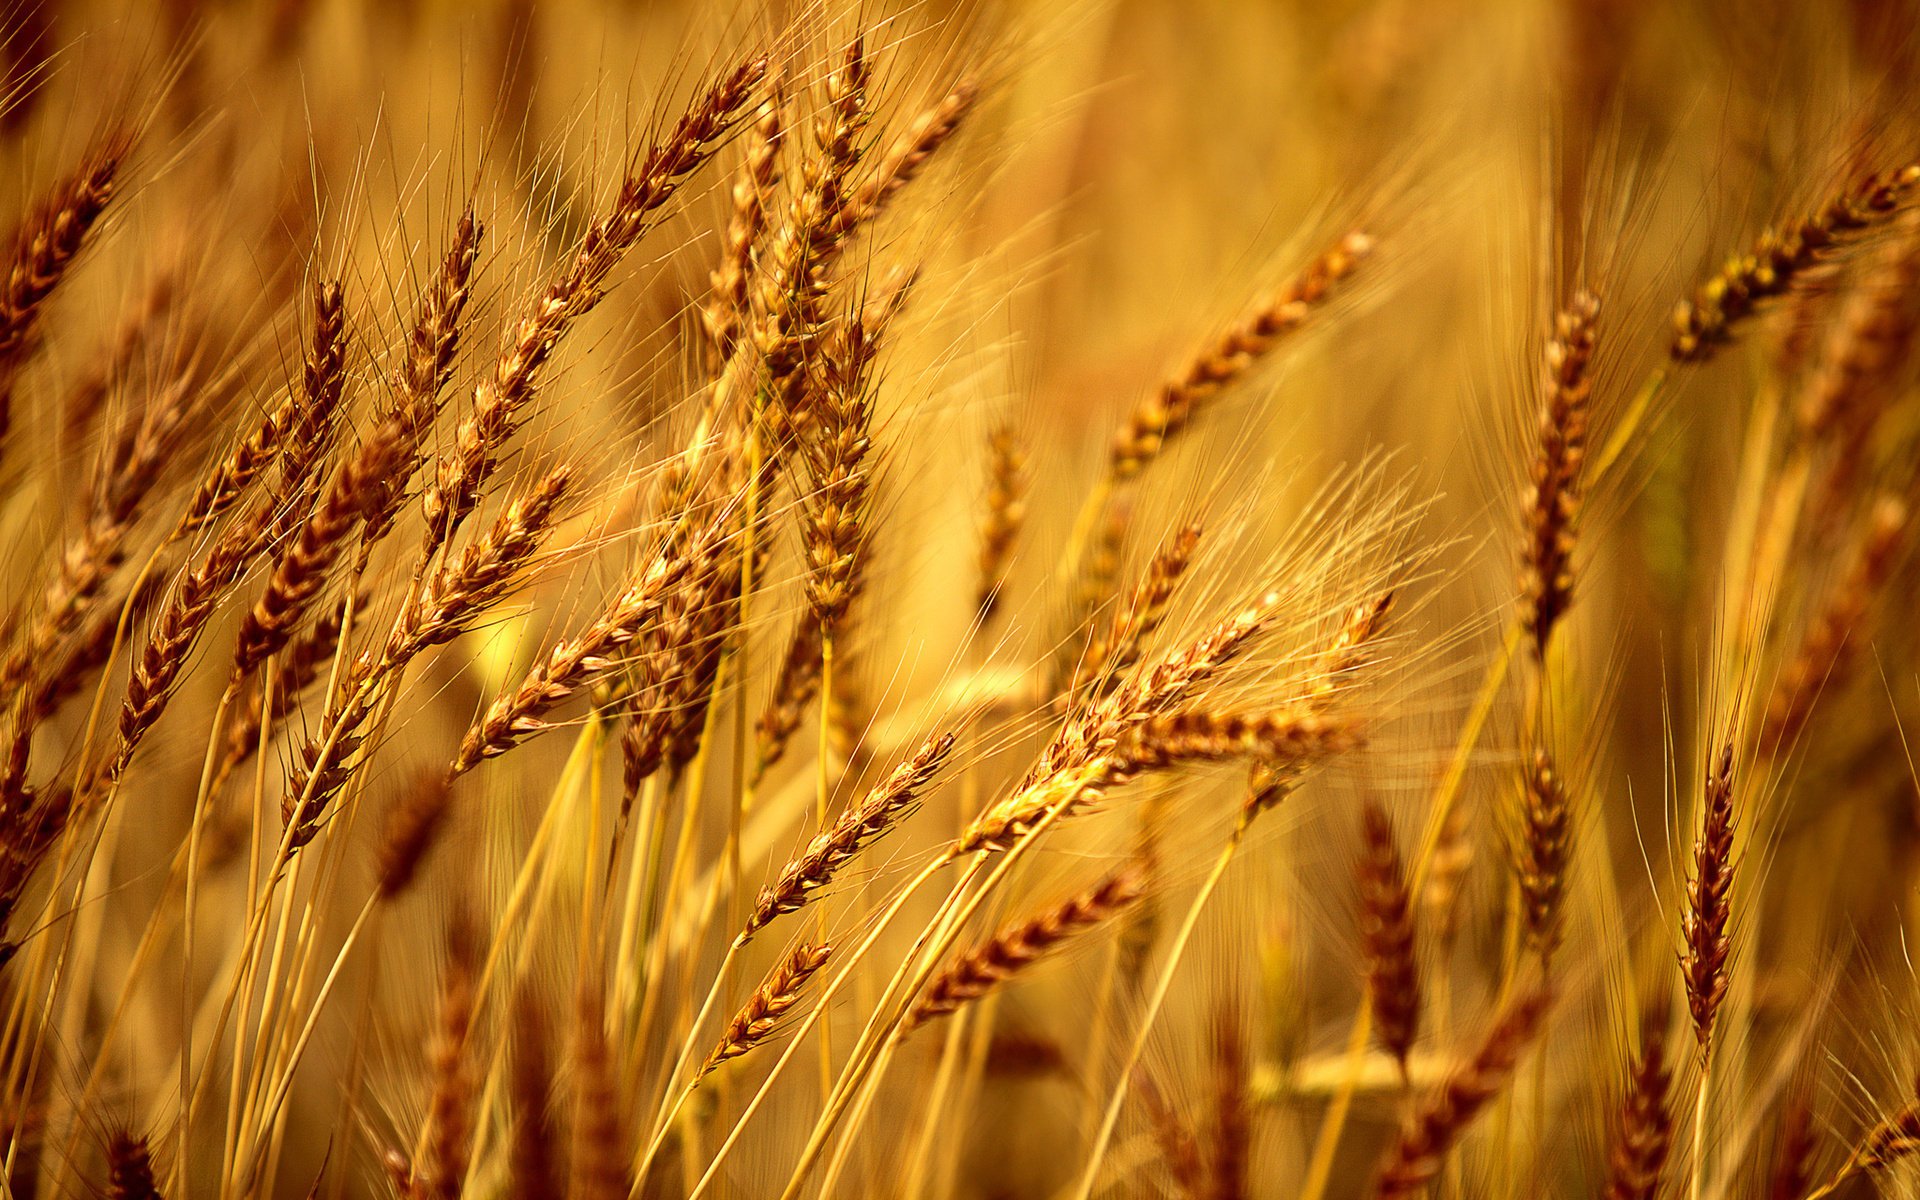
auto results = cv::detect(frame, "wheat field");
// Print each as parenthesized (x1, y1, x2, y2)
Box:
(1, 0, 1918, 1196)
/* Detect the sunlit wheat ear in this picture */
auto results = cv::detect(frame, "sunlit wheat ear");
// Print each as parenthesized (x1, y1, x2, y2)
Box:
(509, 990, 562, 1200)
(1671, 163, 1920, 363)
(1357, 799, 1419, 1073)
(745, 730, 955, 938)
(757, 35, 868, 347)
(1795, 211, 1920, 452)
(409, 919, 479, 1200)
(1071, 522, 1202, 702)
(975, 423, 1028, 625)
(1681, 741, 1736, 1047)
(964, 545, 1379, 853)
(1823, 1076, 1920, 1191)
(448, 509, 734, 779)
(903, 864, 1146, 1032)
(1369, 985, 1552, 1199)
(420, 52, 767, 560)
(1513, 748, 1573, 963)
(566, 984, 630, 1200)
(1034, 580, 1280, 795)
(104, 1130, 161, 1200)
(1109, 229, 1372, 483)
(233, 418, 406, 677)
(958, 703, 1360, 854)
(375, 774, 455, 901)
(178, 392, 297, 539)
(1600, 1013, 1675, 1200)
(1518, 291, 1599, 656)
(266, 280, 349, 548)
(107, 485, 280, 789)
(704, 82, 787, 371)
(1758, 493, 1906, 758)
(754, 311, 885, 780)
(0, 128, 129, 430)
(618, 454, 763, 801)
(1, 363, 191, 732)
(213, 595, 350, 795)
(1767, 1091, 1818, 1200)
(284, 465, 572, 844)
(1208, 1007, 1251, 1199)
(1137, 1074, 1204, 1198)
(358, 208, 484, 565)
(700, 941, 832, 1077)
(840, 72, 979, 236)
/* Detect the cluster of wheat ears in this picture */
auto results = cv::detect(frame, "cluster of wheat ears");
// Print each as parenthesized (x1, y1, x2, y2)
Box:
(6, 0, 1920, 1196)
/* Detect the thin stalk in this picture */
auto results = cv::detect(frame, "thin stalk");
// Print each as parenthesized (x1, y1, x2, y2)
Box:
(775, 798, 1083, 1200)
(177, 681, 240, 1193)
(818, 630, 836, 1105)
(1071, 818, 1246, 1200)
(1297, 621, 1520, 1200)
(233, 895, 379, 1190)
(1690, 1050, 1712, 1200)
(671, 854, 959, 1194)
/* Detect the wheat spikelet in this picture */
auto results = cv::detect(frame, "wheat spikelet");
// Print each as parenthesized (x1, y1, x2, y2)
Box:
(975, 423, 1027, 623)
(1681, 741, 1736, 1046)
(108, 498, 277, 788)
(700, 941, 832, 1076)
(104, 1131, 161, 1200)
(746, 730, 955, 937)
(904, 864, 1146, 1030)
(1357, 799, 1419, 1071)
(752, 311, 885, 778)
(1759, 494, 1906, 757)
(285, 466, 573, 841)
(620, 509, 754, 797)
(1072, 522, 1202, 702)
(1767, 1092, 1817, 1200)
(964, 580, 1339, 852)
(1672, 164, 1920, 362)
(703, 85, 787, 370)
(0, 131, 129, 406)
(412, 920, 478, 1200)
(838, 73, 980, 236)
(1514, 748, 1573, 961)
(0, 366, 193, 737)
(233, 419, 405, 676)
(1518, 291, 1599, 655)
(959, 704, 1357, 854)
(178, 394, 297, 539)
(795, 312, 881, 631)
(213, 595, 351, 795)
(1110, 230, 1372, 482)
(359, 208, 484, 561)
(747, 37, 869, 402)
(448, 511, 731, 778)
(1600, 1016, 1674, 1200)
(1819, 1078, 1920, 1193)
(266, 280, 350, 546)
(420, 53, 766, 558)
(1369, 985, 1552, 1198)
